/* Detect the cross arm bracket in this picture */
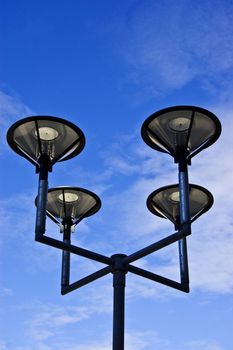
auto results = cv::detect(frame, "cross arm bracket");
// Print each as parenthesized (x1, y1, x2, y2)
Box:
(128, 264, 189, 293)
(61, 265, 112, 295)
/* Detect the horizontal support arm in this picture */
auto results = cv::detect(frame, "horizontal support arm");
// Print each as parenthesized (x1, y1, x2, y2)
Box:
(123, 228, 190, 265)
(128, 265, 189, 293)
(35, 235, 112, 265)
(61, 265, 112, 295)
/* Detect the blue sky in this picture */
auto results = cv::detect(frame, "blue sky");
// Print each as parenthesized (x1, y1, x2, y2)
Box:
(1, 0, 233, 349)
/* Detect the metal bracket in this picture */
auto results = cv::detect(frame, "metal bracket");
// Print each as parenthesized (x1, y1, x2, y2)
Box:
(35, 223, 191, 295)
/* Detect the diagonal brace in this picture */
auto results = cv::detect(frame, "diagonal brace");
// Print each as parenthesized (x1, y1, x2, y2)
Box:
(128, 264, 189, 293)
(123, 227, 190, 265)
(61, 265, 112, 295)
(35, 234, 112, 265)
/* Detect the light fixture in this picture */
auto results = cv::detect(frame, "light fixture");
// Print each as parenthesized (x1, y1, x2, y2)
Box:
(141, 105, 221, 161)
(37, 186, 101, 228)
(147, 184, 214, 228)
(7, 115, 85, 167)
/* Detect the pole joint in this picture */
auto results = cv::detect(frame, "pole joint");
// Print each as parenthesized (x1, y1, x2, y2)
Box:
(180, 223, 191, 236)
(36, 154, 53, 174)
(174, 148, 191, 167)
(111, 254, 128, 275)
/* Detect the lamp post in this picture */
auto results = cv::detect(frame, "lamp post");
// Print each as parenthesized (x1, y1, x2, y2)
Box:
(7, 106, 222, 350)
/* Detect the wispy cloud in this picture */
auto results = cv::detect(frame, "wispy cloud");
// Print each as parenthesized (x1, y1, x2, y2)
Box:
(6, 321, 172, 350)
(0, 340, 7, 350)
(186, 339, 224, 350)
(120, 0, 233, 99)
(25, 302, 91, 341)
(0, 288, 14, 297)
(0, 90, 33, 153)
(1, 331, 225, 350)
(8, 298, 112, 349)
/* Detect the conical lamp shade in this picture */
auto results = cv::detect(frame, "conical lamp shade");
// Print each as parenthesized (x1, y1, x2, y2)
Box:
(141, 106, 221, 160)
(7, 116, 85, 166)
(35, 186, 101, 226)
(147, 184, 213, 225)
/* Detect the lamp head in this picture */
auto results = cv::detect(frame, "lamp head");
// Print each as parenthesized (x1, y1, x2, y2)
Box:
(141, 106, 221, 161)
(35, 186, 101, 231)
(7, 116, 85, 167)
(147, 184, 214, 227)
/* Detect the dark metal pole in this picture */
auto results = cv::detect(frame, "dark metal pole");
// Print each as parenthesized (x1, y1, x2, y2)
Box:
(35, 160, 49, 237)
(37, 235, 112, 265)
(61, 266, 112, 295)
(128, 264, 189, 292)
(178, 152, 190, 286)
(61, 224, 71, 289)
(112, 254, 127, 350)
(178, 236, 189, 288)
(178, 153, 190, 226)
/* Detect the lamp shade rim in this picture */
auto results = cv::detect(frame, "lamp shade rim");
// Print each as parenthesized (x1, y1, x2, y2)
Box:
(141, 105, 222, 158)
(35, 186, 101, 213)
(35, 185, 101, 221)
(147, 183, 214, 224)
(7, 115, 86, 165)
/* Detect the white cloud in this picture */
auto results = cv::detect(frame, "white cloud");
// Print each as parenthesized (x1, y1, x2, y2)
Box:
(1, 330, 225, 350)
(0, 288, 14, 297)
(13, 327, 171, 350)
(0, 341, 7, 350)
(24, 302, 92, 342)
(121, 0, 233, 98)
(0, 90, 33, 153)
(0, 192, 63, 275)
(186, 339, 224, 350)
(126, 331, 170, 350)
(0, 91, 32, 121)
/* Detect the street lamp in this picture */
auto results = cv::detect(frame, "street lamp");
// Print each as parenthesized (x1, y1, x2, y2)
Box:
(7, 106, 222, 350)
